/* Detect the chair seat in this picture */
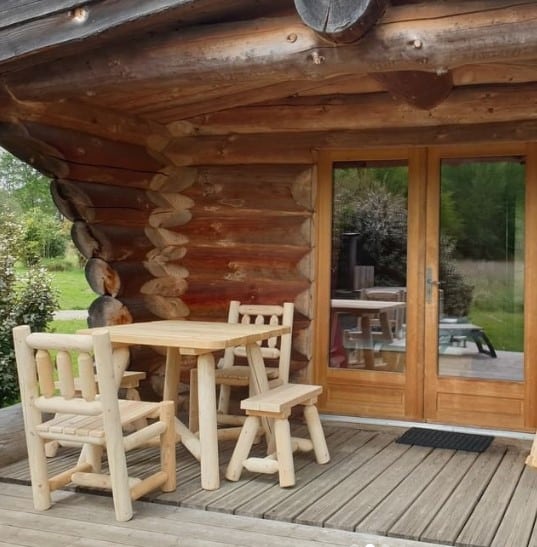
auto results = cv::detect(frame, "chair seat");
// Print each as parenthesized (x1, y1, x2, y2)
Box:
(240, 383, 323, 415)
(36, 399, 161, 437)
(215, 365, 279, 383)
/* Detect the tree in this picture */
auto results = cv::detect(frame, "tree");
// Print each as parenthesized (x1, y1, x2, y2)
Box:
(0, 150, 56, 215)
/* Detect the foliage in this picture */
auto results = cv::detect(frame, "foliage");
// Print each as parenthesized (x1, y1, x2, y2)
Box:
(333, 166, 474, 315)
(0, 150, 69, 265)
(0, 208, 58, 408)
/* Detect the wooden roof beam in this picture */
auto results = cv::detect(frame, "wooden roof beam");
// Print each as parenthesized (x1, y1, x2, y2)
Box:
(4, 0, 537, 103)
(179, 82, 537, 135)
(0, 90, 171, 147)
(0, 0, 289, 73)
(294, 0, 387, 44)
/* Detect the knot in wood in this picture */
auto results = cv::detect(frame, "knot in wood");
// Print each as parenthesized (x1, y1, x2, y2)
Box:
(70, 7, 89, 23)
(311, 51, 325, 65)
(413, 39, 423, 49)
(287, 33, 298, 43)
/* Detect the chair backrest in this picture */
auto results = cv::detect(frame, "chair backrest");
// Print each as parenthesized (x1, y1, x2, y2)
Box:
(222, 301, 294, 383)
(13, 325, 121, 429)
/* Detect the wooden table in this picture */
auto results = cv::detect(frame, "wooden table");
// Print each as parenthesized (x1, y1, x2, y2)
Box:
(80, 320, 290, 490)
(330, 299, 407, 369)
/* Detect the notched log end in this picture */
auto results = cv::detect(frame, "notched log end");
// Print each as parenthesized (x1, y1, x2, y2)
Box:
(294, 0, 388, 44)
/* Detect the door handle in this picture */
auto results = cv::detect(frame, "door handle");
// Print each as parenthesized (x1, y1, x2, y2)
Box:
(426, 267, 442, 303)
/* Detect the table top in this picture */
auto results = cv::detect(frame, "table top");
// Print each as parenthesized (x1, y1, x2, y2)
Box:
(80, 320, 290, 355)
(331, 299, 406, 313)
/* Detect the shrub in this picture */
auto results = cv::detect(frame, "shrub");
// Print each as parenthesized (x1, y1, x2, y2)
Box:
(0, 210, 58, 407)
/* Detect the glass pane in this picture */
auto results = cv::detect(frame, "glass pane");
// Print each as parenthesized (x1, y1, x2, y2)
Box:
(330, 162, 408, 372)
(438, 158, 525, 381)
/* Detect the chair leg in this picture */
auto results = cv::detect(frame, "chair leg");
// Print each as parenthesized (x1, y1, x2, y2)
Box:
(28, 435, 52, 511)
(106, 445, 133, 521)
(274, 418, 295, 487)
(303, 404, 330, 464)
(160, 401, 177, 492)
(188, 367, 199, 433)
(225, 415, 260, 482)
(218, 384, 232, 414)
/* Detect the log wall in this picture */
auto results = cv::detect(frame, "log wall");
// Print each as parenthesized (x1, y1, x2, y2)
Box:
(0, 118, 316, 395)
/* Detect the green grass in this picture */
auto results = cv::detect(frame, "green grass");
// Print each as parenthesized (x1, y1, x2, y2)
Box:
(469, 310, 524, 352)
(49, 319, 88, 335)
(50, 269, 95, 310)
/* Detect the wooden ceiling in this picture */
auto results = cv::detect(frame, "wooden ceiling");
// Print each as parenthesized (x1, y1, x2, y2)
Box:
(1, 0, 537, 140)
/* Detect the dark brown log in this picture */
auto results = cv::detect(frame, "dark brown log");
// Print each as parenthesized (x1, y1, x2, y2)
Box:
(372, 70, 454, 110)
(184, 83, 537, 135)
(13, 121, 163, 171)
(183, 165, 312, 212)
(6, 2, 537, 100)
(161, 117, 537, 166)
(88, 295, 162, 327)
(71, 221, 155, 261)
(0, 95, 169, 146)
(173, 211, 311, 246)
(0, 0, 289, 72)
(182, 277, 310, 318)
(180, 242, 311, 275)
(84, 258, 157, 297)
(294, 0, 387, 44)
(0, 121, 68, 178)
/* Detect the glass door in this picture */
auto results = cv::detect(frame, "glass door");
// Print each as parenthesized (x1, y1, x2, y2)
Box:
(424, 145, 530, 430)
(316, 148, 426, 420)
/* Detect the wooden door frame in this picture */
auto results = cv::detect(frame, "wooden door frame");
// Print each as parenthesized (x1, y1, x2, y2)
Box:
(424, 143, 537, 431)
(314, 147, 427, 420)
(314, 143, 537, 431)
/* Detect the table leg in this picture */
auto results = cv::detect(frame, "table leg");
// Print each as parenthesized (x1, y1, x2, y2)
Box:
(197, 352, 220, 490)
(361, 316, 375, 369)
(163, 347, 181, 412)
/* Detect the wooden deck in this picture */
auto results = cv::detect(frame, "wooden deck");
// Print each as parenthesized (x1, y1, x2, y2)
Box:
(1, 421, 536, 547)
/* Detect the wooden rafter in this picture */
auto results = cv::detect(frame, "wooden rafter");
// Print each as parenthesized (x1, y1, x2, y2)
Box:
(0, 0, 289, 72)
(3, 1, 537, 101)
(179, 82, 537, 135)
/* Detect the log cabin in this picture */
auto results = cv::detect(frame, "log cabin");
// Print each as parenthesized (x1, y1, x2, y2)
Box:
(2, 0, 537, 433)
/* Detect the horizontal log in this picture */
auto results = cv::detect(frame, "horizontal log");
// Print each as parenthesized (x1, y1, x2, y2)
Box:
(161, 118, 537, 166)
(179, 242, 311, 273)
(51, 179, 159, 223)
(0, 0, 291, 73)
(88, 295, 162, 326)
(85, 258, 157, 298)
(72, 221, 155, 261)
(181, 278, 310, 315)
(172, 212, 311, 246)
(12, 121, 163, 171)
(6, 2, 537, 100)
(184, 83, 537, 134)
(182, 165, 312, 212)
(140, 276, 189, 297)
(0, 94, 170, 146)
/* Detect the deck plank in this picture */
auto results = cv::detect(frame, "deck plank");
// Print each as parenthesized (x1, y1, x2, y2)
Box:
(420, 445, 506, 544)
(388, 449, 479, 540)
(194, 426, 362, 514)
(0, 481, 449, 547)
(491, 464, 537, 547)
(296, 434, 406, 526)
(455, 446, 526, 547)
(1, 422, 535, 547)
(326, 444, 434, 531)
(357, 447, 455, 536)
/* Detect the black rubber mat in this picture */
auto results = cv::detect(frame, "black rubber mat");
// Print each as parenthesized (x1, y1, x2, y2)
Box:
(396, 427, 493, 452)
